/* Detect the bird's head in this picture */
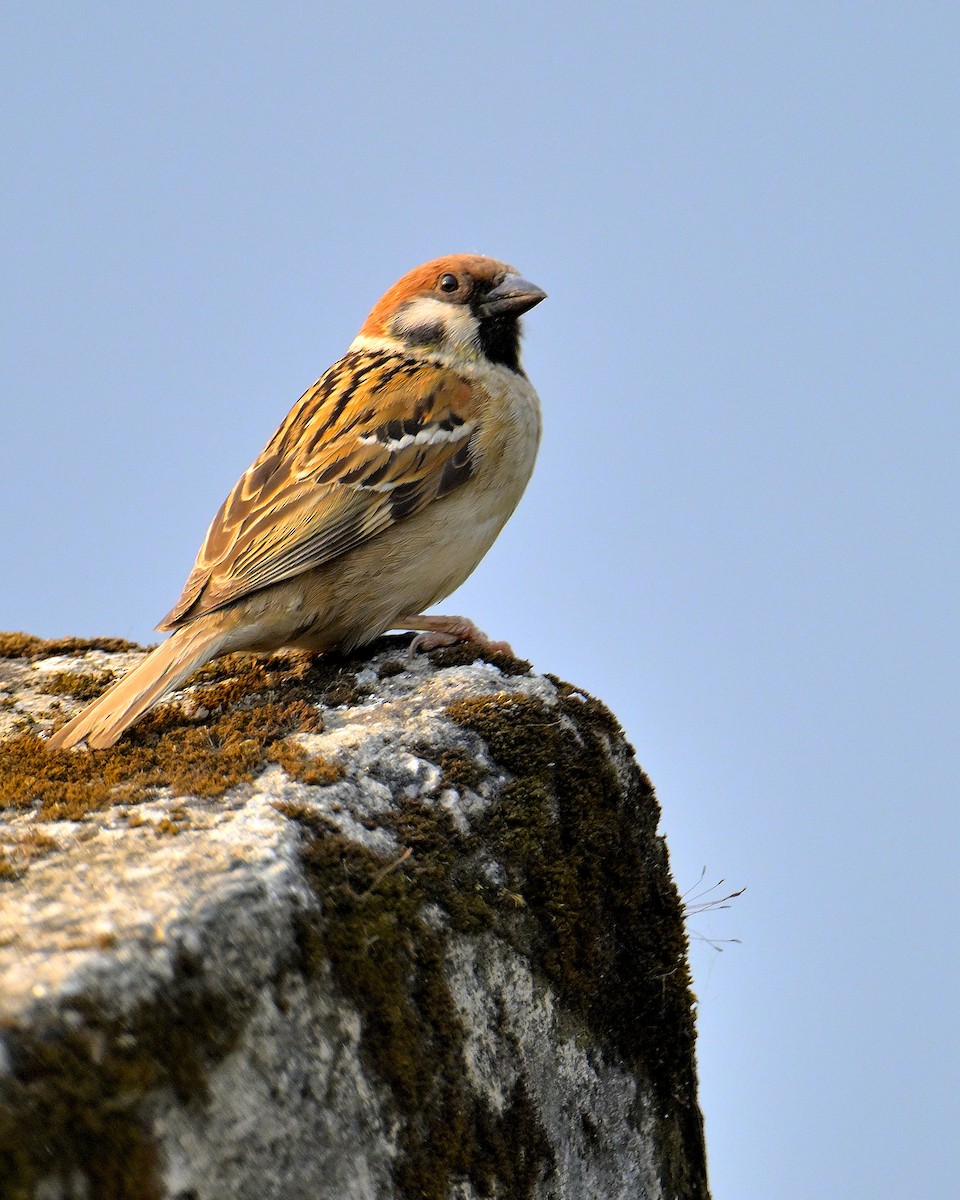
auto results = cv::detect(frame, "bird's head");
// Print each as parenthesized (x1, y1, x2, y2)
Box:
(356, 254, 546, 373)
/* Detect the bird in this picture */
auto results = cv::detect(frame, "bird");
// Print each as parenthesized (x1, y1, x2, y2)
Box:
(46, 254, 546, 750)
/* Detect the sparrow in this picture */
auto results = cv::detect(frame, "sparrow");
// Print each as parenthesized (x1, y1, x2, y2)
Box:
(46, 254, 546, 750)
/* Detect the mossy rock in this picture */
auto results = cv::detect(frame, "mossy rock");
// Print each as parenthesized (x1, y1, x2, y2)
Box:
(0, 634, 708, 1200)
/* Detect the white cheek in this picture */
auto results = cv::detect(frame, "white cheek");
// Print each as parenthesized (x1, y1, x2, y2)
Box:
(392, 296, 480, 349)
(442, 306, 482, 347)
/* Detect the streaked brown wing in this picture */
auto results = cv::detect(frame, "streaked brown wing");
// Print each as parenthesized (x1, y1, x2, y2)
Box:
(158, 349, 482, 629)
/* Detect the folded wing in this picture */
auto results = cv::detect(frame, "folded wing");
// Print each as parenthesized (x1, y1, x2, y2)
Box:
(158, 350, 482, 630)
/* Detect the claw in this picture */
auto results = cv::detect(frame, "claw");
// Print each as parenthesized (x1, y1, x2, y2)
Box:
(408, 630, 459, 655)
(397, 614, 514, 658)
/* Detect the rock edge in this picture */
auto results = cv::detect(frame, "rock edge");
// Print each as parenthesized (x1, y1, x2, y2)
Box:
(0, 635, 709, 1200)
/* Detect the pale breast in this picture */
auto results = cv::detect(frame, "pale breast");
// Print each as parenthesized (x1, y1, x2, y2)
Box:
(290, 366, 541, 650)
(211, 359, 542, 654)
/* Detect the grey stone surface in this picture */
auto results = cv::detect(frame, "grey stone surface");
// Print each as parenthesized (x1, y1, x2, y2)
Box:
(0, 636, 709, 1200)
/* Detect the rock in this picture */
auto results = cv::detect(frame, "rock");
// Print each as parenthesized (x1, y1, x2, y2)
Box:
(0, 633, 709, 1200)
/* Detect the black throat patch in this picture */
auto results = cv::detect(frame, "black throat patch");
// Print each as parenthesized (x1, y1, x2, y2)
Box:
(477, 314, 523, 374)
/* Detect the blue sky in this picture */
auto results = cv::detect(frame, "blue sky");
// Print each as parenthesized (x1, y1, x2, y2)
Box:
(3, 5, 958, 1196)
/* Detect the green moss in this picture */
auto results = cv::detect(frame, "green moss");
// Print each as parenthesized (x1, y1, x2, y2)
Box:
(0, 633, 706, 1194)
(376, 657, 409, 679)
(407, 738, 485, 793)
(0, 649, 369, 821)
(276, 682, 706, 1199)
(46, 670, 117, 701)
(0, 632, 142, 660)
(271, 679, 708, 1198)
(0, 949, 249, 1200)
(445, 693, 554, 777)
(277, 798, 553, 1200)
(448, 683, 709, 1200)
(0, 698, 323, 821)
(268, 741, 345, 786)
(0, 631, 534, 826)
(426, 642, 532, 676)
(434, 746, 486, 793)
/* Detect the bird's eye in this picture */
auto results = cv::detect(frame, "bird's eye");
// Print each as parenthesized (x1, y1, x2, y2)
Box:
(438, 273, 460, 294)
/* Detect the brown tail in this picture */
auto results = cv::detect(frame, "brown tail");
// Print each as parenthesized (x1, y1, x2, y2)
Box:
(46, 621, 226, 750)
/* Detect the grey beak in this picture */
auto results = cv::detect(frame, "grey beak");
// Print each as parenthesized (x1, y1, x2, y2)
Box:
(479, 273, 547, 317)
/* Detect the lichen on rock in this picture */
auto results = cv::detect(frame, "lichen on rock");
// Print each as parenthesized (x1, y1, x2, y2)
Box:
(0, 632, 709, 1200)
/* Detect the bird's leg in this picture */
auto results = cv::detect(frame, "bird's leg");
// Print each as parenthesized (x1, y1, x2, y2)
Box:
(394, 614, 514, 657)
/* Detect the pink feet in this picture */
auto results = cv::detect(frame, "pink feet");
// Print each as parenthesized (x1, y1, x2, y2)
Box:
(394, 614, 515, 657)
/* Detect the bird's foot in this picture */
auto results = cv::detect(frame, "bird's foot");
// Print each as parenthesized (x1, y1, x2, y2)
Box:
(396, 614, 514, 658)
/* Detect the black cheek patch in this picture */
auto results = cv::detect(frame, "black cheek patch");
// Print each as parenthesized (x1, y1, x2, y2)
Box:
(403, 320, 445, 346)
